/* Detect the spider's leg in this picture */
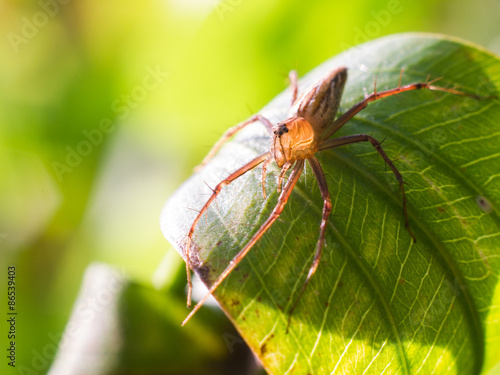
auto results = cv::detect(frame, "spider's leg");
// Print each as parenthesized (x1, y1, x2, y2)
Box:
(287, 156, 332, 332)
(261, 155, 274, 199)
(185, 152, 270, 307)
(182, 159, 304, 326)
(195, 114, 274, 171)
(321, 79, 483, 141)
(320, 134, 416, 242)
(289, 70, 298, 106)
(277, 160, 293, 193)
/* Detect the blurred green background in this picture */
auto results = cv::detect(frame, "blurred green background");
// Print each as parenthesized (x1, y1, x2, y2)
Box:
(0, 0, 499, 374)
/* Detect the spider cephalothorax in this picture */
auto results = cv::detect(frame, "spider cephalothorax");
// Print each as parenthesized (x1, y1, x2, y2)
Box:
(272, 117, 318, 167)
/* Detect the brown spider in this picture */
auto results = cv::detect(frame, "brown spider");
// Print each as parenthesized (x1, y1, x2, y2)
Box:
(181, 66, 476, 328)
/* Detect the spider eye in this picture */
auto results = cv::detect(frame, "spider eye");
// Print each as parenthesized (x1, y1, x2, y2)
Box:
(273, 123, 289, 136)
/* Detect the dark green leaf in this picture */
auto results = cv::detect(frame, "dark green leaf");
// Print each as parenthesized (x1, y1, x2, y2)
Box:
(48, 263, 257, 375)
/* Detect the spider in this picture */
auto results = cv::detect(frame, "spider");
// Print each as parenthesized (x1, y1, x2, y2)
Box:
(181, 66, 477, 328)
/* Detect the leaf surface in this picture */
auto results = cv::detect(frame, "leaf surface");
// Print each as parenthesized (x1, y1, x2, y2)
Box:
(161, 33, 500, 375)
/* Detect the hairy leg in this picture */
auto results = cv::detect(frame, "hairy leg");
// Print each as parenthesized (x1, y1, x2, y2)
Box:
(321, 77, 482, 141)
(185, 152, 270, 307)
(289, 70, 298, 106)
(320, 134, 416, 242)
(195, 115, 274, 171)
(287, 156, 332, 332)
(261, 155, 274, 199)
(183, 160, 304, 325)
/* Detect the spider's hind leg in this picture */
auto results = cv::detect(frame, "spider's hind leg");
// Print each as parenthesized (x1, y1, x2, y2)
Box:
(286, 156, 332, 332)
(320, 134, 416, 242)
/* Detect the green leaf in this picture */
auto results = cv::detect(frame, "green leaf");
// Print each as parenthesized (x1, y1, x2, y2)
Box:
(161, 33, 500, 374)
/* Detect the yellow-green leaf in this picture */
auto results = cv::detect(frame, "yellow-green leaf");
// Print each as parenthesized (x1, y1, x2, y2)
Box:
(162, 33, 500, 375)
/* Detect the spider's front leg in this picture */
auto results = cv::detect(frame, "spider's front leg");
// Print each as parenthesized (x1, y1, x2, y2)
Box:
(195, 115, 274, 172)
(185, 152, 270, 308)
(183, 160, 305, 326)
(196, 70, 302, 173)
